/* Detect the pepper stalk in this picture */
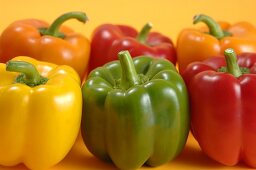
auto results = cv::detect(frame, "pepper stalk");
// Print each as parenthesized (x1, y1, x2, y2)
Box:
(118, 50, 140, 90)
(39, 11, 88, 38)
(193, 14, 232, 39)
(136, 22, 153, 44)
(224, 48, 242, 78)
(6, 61, 48, 87)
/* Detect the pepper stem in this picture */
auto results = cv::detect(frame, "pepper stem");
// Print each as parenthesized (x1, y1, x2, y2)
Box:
(193, 14, 225, 39)
(136, 22, 153, 44)
(118, 51, 140, 90)
(224, 48, 242, 78)
(6, 61, 48, 87)
(39, 11, 88, 38)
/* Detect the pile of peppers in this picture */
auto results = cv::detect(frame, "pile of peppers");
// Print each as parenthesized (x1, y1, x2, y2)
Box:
(0, 11, 256, 170)
(182, 48, 256, 167)
(177, 14, 256, 73)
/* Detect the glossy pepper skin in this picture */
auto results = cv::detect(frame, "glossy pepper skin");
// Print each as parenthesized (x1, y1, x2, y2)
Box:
(88, 23, 176, 73)
(81, 51, 189, 170)
(177, 14, 256, 73)
(182, 48, 256, 167)
(0, 11, 90, 79)
(0, 56, 82, 169)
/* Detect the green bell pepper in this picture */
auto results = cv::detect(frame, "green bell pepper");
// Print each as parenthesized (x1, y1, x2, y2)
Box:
(81, 50, 189, 170)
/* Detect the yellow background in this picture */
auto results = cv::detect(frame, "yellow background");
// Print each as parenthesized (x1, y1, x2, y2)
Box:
(0, 0, 255, 169)
(1, 0, 255, 43)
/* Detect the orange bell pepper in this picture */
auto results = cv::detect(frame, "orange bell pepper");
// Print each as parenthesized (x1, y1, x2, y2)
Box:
(0, 11, 90, 79)
(176, 14, 256, 73)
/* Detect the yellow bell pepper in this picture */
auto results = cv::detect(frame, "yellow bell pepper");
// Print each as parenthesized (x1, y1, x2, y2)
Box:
(0, 56, 82, 170)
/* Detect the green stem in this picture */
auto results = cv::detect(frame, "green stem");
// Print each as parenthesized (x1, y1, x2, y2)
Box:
(6, 61, 48, 87)
(224, 48, 242, 78)
(193, 14, 225, 39)
(136, 22, 153, 44)
(39, 11, 88, 38)
(118, 51, 140, 90)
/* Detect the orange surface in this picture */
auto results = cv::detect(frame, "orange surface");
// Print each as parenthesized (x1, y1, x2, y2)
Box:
(0, 133, 251, 170)
(0, 0, 256, 169)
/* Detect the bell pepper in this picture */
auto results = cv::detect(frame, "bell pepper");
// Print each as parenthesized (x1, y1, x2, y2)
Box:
(87, 23, 176, 73)
(177, 14, 256, 73)
(0, 56, 82, 169)
(0, 11, 90, 79)
(81, 50, 189, 169)
(182, 48, 256, 167)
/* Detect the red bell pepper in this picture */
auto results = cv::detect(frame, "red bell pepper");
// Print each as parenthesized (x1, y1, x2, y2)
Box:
(88, 23, 176, 73)
(182, 48, 256, 167)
